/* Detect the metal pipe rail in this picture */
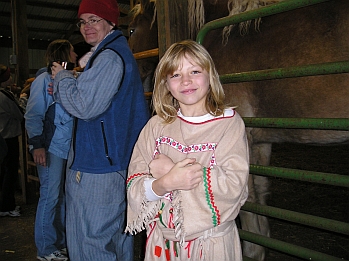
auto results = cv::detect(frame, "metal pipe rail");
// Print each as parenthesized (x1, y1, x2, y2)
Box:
(219, 60, 349, 83)
(239, 229, 346, 261)
(242, 202, 349, 235)
(243, 117, 349, 131)
(196, 0, 331, 45)
(250, 165, 349, 188)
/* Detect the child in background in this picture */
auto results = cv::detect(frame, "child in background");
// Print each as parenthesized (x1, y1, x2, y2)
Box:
(126, 40, 249, 261)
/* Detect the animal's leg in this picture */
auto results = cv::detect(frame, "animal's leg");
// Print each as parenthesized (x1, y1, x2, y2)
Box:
(240, 210, 266, 261)
(240, 176, 269, 260)
(240, 142, 272, 261)
(240, 178, 266, 261)
(253, 143, 272, 238)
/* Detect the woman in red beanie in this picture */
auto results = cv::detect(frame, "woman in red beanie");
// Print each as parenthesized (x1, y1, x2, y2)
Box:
(50, 0, 149, 260)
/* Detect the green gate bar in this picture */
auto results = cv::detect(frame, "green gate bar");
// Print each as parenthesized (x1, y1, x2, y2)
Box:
(250, 165, 349, 187)
(196, 0, 331, 45)
(219, 61, 349, 83)
(239, 229, 345, 261)
(243, 117, 349, 131)
(241, 202, 349, 235)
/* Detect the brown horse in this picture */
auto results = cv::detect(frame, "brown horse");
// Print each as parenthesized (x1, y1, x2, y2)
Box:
(128, 0, 349, 260)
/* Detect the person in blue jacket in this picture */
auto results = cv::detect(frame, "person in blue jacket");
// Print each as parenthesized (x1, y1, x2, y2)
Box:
(25, 39, 77, 261)
(50, 0, 150, 260)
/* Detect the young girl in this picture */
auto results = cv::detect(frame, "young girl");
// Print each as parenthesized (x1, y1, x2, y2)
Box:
(126, 40, 249, 260)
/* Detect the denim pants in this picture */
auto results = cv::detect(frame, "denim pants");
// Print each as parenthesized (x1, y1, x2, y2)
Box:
(35, 152, 66, 256)
(65, 170, 134, 261)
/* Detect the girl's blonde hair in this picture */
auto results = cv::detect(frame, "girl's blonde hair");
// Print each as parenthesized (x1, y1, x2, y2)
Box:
(152, 40, 226, 124)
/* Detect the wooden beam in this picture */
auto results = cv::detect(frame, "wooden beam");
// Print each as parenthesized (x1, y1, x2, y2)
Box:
(0, 11, 77, 24)
(11, 0, 29, 87)
(25, 0, 79, 11)
(156, 0, 189, 58)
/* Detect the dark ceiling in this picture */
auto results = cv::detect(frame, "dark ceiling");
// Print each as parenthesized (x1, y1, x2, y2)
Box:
(0, 0, 133, 53)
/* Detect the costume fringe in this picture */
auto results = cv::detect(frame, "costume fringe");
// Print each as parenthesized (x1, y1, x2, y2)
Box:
(171, 190, 187, 246)
(125, 176, 160, 235)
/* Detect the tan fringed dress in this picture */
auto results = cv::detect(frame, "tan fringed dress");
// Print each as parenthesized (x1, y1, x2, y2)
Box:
(126, 108, 249, 261)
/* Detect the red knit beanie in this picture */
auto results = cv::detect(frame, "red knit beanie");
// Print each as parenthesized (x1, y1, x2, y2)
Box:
(78, 0, 119, 26)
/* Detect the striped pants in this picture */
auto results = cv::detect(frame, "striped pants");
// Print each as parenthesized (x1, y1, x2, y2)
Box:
(65, 169, 134, 261)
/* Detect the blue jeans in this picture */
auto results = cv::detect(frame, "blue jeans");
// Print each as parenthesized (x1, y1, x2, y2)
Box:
(66, 170, 134, 261)
(35, 152, 66, 257)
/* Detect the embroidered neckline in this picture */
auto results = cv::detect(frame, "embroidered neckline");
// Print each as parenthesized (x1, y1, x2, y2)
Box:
(154, 136, 217, 168)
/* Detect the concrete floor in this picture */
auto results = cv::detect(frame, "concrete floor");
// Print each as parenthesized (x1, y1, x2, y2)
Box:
(0, 183, 146, 261)
(0, 190, 147, 261)
(0, 183, 38, 261)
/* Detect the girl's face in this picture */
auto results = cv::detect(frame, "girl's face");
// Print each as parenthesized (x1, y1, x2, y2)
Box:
(79, 13, 114, 46)
(166, 55, 210, 117)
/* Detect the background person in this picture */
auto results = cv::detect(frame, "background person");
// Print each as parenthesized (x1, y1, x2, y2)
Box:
(19, 77, 35, 112)
(0, 64, 23, 218)
(25, 39, 77, 261)
(50, 0, 149, 260)
(126, 40, 249, 261)
(0, 134, 7, 164)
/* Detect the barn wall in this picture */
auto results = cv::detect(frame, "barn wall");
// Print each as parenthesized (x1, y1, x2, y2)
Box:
(0, 41, 90, 83)
(0, 46, 46, 79)
(0, 47, 12, 68)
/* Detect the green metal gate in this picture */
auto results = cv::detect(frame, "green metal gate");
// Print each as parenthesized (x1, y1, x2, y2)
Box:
(195, 0, 349, 260)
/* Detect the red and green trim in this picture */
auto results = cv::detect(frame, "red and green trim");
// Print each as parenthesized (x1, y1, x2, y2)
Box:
(126, 173, 147, 189)
(203, 167, 221, 226)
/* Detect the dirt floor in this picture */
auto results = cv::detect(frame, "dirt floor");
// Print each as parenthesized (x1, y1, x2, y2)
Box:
(0, 143, 348, 261)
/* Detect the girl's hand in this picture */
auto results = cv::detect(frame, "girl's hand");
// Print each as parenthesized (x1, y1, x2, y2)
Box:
(47, 82, 53, 96)
(32, 148, 46, 167)
(149, 154, 175, 179)
(152, 158, 203, 195)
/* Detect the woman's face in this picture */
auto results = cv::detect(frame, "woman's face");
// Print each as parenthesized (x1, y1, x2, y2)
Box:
(79, 13, 114, 46)
(166, 55, 210, 117)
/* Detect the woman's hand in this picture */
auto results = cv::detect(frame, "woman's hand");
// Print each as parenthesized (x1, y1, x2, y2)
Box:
(50, 62, 64, 79)
(32, 148, 46, 167)
(152, 158, 203, 196)
(149, 154, 175, 179)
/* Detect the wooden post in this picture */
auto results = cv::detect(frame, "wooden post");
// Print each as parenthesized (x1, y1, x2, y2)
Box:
(11, 0, 29, 87)
(11, 0, 29, 203)
(156, 0, 189, 58)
